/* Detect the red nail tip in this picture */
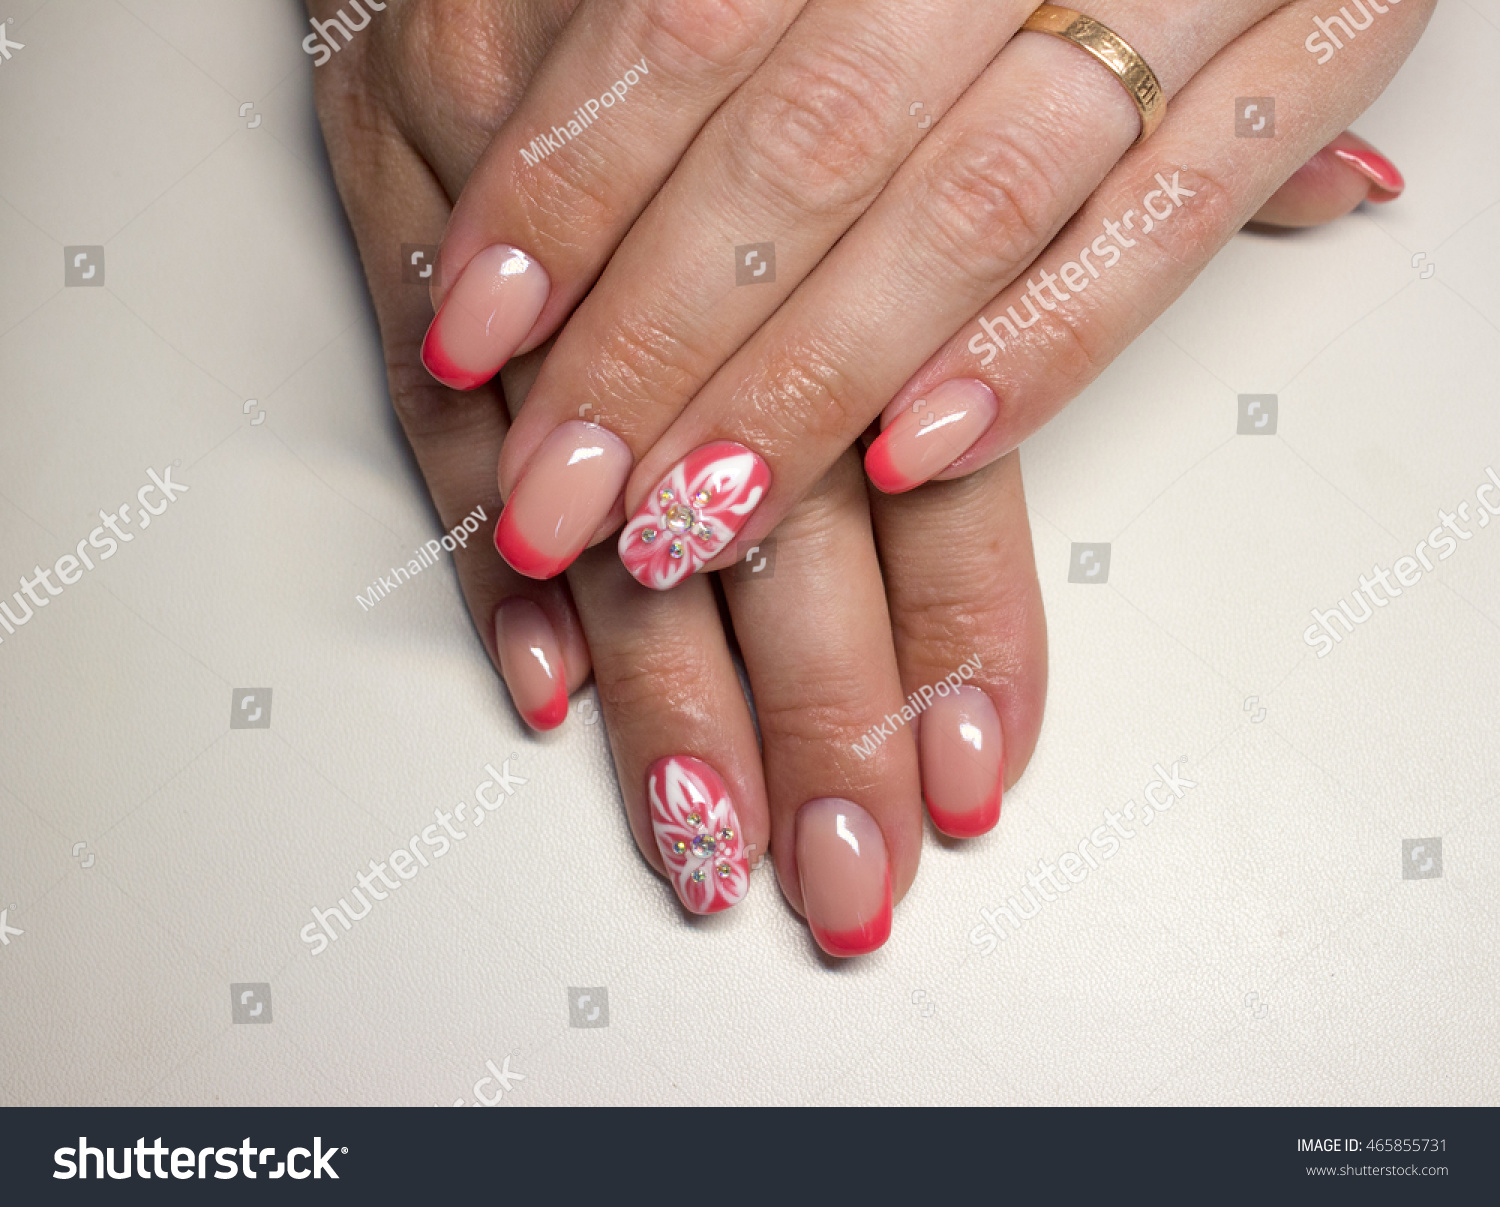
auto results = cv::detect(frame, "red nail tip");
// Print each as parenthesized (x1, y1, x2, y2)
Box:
(421, 320, 490, 391)
(863, 431, 915, 495)
(494, 511, 569, 580)
(809, 871, 892, 957)
(926, 781, 1003, 839)
(1332, 147, 1405, 197)
(523, 680, 569, 732)
(810, 911, 892, 958)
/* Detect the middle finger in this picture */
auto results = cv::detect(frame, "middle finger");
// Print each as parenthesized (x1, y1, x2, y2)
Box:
(487, 0, 1035, 580)
(614, 0, 1282, 586)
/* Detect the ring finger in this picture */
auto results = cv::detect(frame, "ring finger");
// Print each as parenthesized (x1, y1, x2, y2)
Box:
(723, 450, 922, 956)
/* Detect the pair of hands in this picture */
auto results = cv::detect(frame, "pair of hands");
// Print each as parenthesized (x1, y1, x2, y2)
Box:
(311, 0, 1430, 955)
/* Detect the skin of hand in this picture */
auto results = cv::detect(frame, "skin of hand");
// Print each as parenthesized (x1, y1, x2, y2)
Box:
(307, 0, 1051, 957)
(309, 0, 1411, 955)
(422, 0, 1433, 592)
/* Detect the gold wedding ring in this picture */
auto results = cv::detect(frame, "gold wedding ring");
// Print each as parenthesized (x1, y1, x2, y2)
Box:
(1021, 4, 1166, 145)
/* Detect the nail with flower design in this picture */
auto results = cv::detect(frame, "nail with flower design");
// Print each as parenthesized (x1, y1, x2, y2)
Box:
(647, 755, 749, 915)
(618, 441, 771, 590)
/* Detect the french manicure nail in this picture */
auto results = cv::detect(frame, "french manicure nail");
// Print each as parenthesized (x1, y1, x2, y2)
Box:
(795, 797, 891, 957)
(618, 441, 770, 590)
(920, 685, 1003, 838)
(1331, 147, 1405, 200)
(648, 756, 749, 914)
(495, 420, 633, 579)
(495, 598, 568, 730)
(865, 378, 999, 494)
(421, 244, 549, 390)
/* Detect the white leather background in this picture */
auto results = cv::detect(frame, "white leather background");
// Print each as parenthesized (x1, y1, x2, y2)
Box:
(1, 0, 1496, 1107)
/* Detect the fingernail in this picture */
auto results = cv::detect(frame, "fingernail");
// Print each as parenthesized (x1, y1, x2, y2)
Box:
(795, 798, 891, 957)
(421, 244, 549, 390)
(618, 441, 770, 590)
(1331, 147, 1405, 201)
(865, 378, 998, 494)
(494, 598, 568, 730)
(495, 420, 633, 579)
(920, 685, 1002, 838)
(648, 756, 749, 915)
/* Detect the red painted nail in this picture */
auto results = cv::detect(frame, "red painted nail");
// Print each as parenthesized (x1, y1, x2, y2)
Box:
(1332, 147, 1404, 200)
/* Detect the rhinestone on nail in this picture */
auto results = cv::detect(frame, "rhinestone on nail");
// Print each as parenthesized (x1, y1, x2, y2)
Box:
(691, 834, 718, 859)
(718, 828, 734, 842)
(665, 503, 695, 533)
(716, 862, 732, 879)
(668, 539, 685, 559)
(641, 528, 657, 543)
(690, 868, 706, 884)
(691, 522, 713, 539)
(672, 840, 687, 855)
(686, 812, 702, 827)
(658, 487, 675, 506)
(692, 488, 713, 506)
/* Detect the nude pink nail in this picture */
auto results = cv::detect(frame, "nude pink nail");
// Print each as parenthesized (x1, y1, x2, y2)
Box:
(421, 244, 549, 390)
(865, 378, 998, 494)
(920, 685, 1002, 838)
(795, 798, 891, 957)
(618, 441, 770, 590)
(495, 420, 633, 579)
(648, 756, 749, 915)
(494, 599, 568, 731)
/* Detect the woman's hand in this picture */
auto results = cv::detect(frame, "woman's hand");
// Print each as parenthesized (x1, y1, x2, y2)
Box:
(309, 0, 1048, 956)
(312, 0, 1400, 955)
(423, 0, 1433, 586)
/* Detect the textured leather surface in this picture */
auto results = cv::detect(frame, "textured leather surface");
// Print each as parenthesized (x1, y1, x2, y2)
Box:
(0, 0, 1496, 1106)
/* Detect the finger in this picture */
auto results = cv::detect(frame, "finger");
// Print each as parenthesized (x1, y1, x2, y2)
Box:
(421, 0, 804, 390)
(1250, 129, 1405, 227)
(563, 542, 768, 915)
(872, 452, 1046, 838)
(860, 131, 1402, 495)
(613, 0, 1286, 585)
(873, 0, 1435, 484)
(491, 0, 1036, 582)
(724, 452, 920, 957)
(357, 0, 582, 202)
(312, 53, 590, 730)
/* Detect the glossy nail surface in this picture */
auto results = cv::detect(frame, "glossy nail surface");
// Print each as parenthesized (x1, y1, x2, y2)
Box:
(795, 797, 891, 957)
(865, 378, 999, 494)
(495, 420, 633, 579)
(920, 685, 1002, 837)
(648, 756, 749, 914)
(1331, 144, 1404, 201)
(494, 599, 567, 730)
(618, 441, 770, 590)
(421, 244, 549, 390)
